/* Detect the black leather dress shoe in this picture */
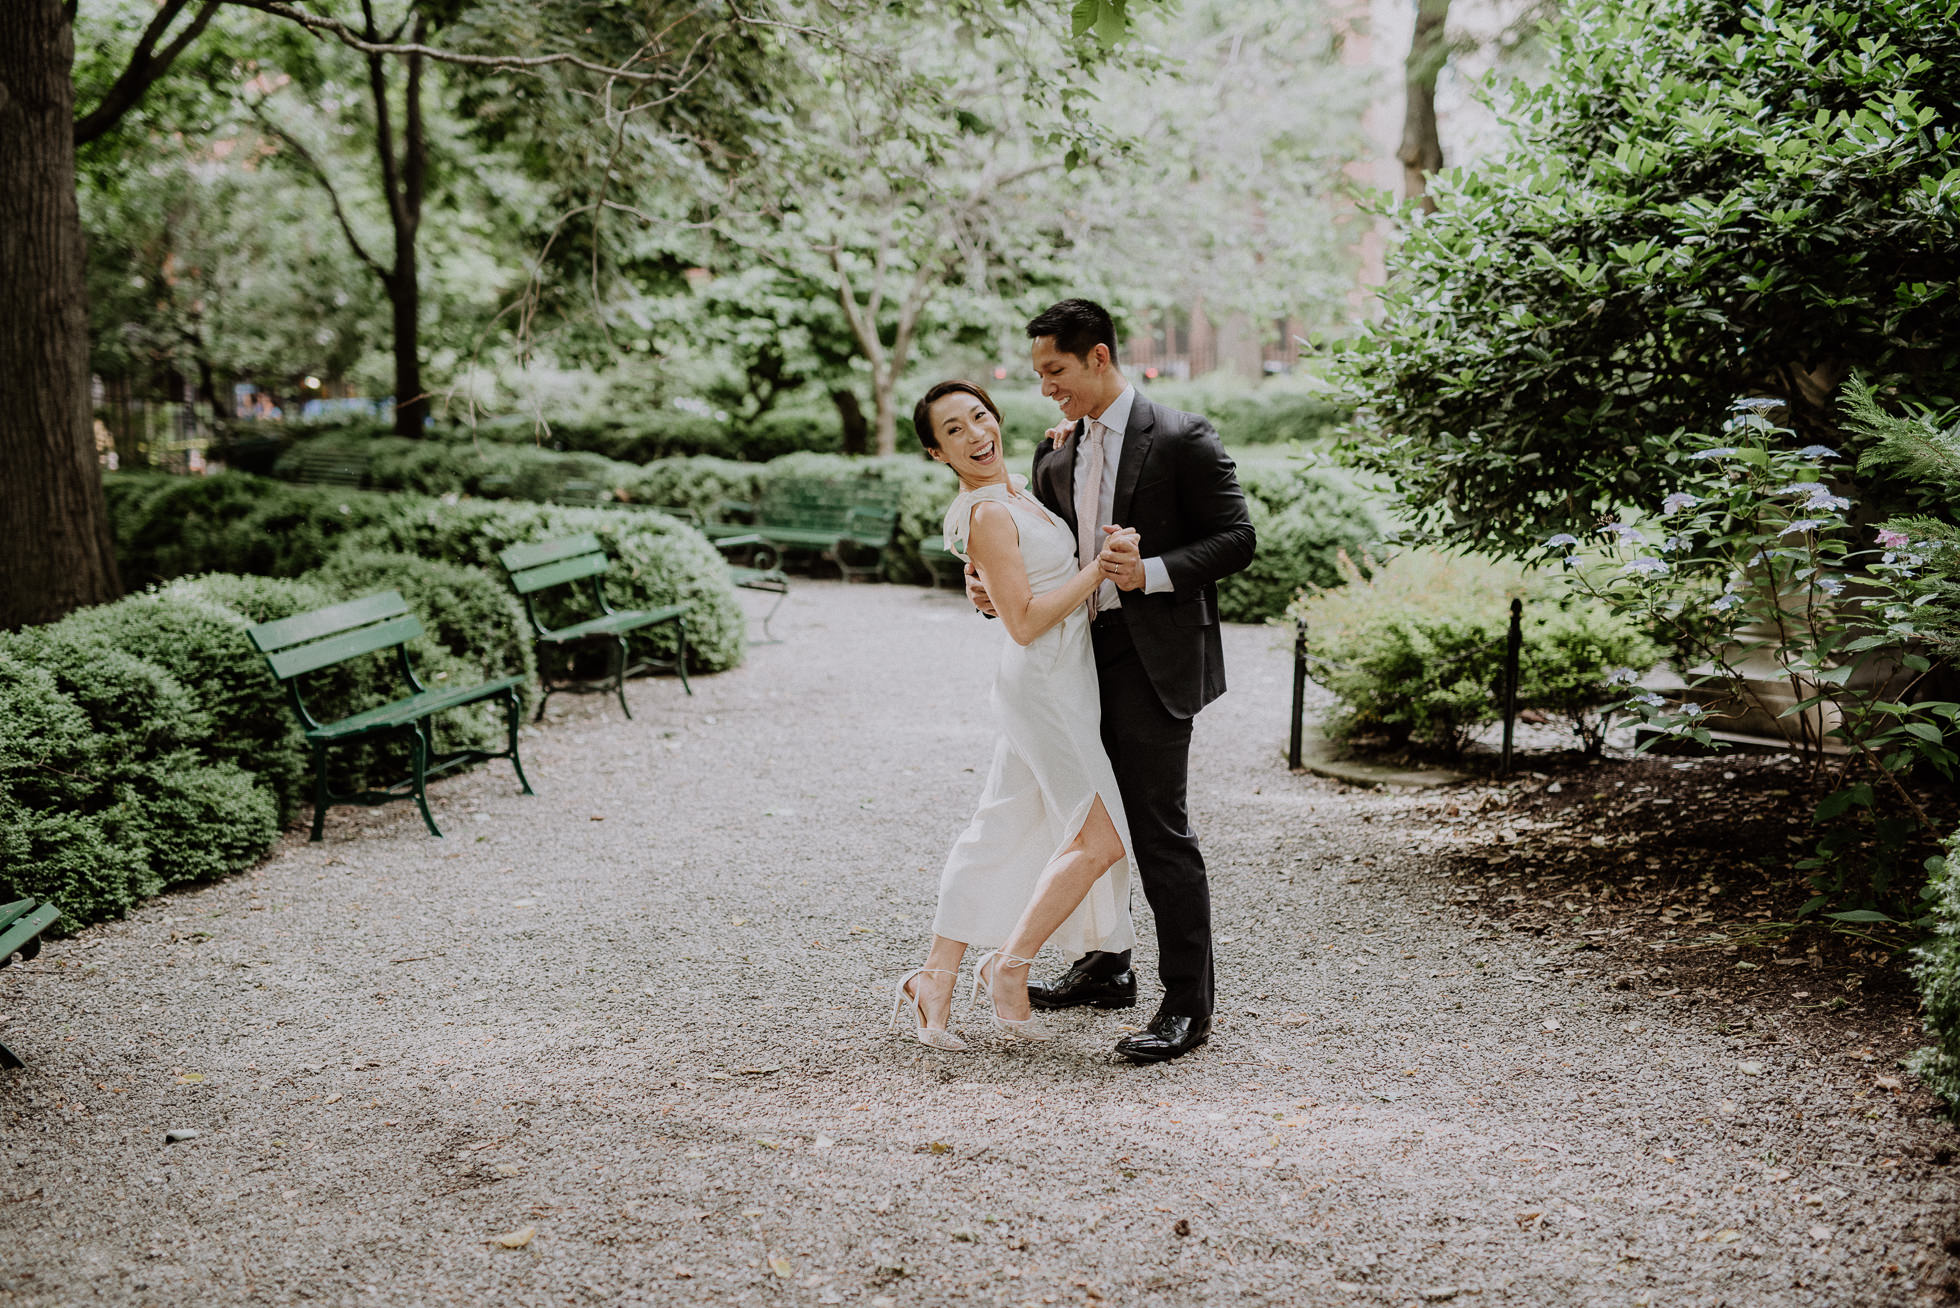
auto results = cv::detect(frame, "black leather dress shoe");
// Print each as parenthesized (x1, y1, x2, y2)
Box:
(1027, 951, 1137, 1010)
(1114, 1012, 1211, 1063)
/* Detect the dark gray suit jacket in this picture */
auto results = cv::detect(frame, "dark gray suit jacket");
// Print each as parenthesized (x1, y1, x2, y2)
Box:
(1032, 393, 1256, 720)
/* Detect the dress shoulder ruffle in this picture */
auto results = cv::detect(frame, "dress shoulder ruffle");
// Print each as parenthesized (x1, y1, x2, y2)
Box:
(941, 475, 1028, 560)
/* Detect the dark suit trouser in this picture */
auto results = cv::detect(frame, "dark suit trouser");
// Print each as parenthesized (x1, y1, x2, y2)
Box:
(1092, 621, 1213, 1019)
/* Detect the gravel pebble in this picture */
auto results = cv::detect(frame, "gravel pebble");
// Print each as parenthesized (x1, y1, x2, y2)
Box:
(2, 581, 1957, 1306)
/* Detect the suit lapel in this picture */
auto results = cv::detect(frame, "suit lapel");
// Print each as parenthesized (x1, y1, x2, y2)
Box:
(1111, 395, 1156, 527)
(1038, 420, 1084, 536)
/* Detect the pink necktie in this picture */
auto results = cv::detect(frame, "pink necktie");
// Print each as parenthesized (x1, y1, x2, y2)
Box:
(1075, 419, 1105, 620)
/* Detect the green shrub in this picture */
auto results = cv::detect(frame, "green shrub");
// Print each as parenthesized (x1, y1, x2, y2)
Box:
(1912, 831, 1960, 1108)
(114, 755, 280, 893)
(756, 452, 958, 584)
(1292, 550, 1656, 757)
(0, 801, 151, 930)
(1218, 464, 1392, 622)
(615, 456, 763, 519)
(308, 549, 538, 699)
(105, 471, 400, 584)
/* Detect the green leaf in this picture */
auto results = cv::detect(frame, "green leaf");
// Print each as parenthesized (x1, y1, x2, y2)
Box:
(1070, 0, 1099, 40)
(1094, 0, 1127, 49)
(1825, 909, 1897, 924)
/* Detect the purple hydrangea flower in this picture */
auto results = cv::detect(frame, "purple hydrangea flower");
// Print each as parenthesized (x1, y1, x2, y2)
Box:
(1779, 519, 1824, 537)
(1607, 524, 1647, 545)
(1876, 528, 1911, 549)
(1797, 444, 1841, 460)
(1689, 447, 1737, 460)
(1545, 532, 1581, 548)
(1777, 482, 1828, 497)
(1622, 556, 1670, 577)
(1712, 593, 1744, 613)
(1606, 667, 1641, 686)
(1817, 575, 1845, 596)
(1661, 492, 1699, 515)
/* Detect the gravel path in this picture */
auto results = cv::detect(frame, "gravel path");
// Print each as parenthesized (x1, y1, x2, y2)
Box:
(4, 580, 1957, 1307)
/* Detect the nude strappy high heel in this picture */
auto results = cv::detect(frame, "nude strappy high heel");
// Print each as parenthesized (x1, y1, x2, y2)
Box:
(971, 950, 1048, 1041)
(890, 967, 967, 1051)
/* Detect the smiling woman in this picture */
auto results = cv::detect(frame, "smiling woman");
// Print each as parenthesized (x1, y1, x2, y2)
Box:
(883, 376, 1137, 1051)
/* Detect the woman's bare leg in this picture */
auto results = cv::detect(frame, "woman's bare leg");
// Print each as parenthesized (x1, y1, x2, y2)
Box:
(987, 797, 1125, 1021)
(908, 935, 968, 1032)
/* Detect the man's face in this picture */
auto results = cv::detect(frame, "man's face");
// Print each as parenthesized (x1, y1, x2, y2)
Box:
(1031, 336, 1111, 424)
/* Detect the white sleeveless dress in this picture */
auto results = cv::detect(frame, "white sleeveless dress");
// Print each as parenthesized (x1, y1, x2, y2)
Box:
(931, 477, 1136, 958)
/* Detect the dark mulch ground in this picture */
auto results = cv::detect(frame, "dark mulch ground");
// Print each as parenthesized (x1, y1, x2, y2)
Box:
(1386, 746, 1960, 1115)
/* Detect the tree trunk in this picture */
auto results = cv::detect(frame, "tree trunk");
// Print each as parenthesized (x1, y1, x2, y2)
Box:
(0, 0, 122, 629)
(871, 375, 897, 457)
(1397, 0, 1450, 213)
(831, 387, 868, 455)
(383, 27, 428, 438)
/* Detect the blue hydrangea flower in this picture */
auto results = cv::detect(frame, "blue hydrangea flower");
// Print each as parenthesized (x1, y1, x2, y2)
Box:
(1607, 524, 1647, 545)
(1677, 702, 1706, 718)
(1690, 447, 1737, 460)
(1545, 532, 1581, 548)
(1779, 519, 1824, 537)
(1712, 593, 1744, 613)
(1635, 691, 1666, 708)
(1817, 575, 1846, 596)
(1606, 668, 1641, 686)
(1622, 556, 1669, 577)
(1797, 444, 1841, 460)
(1776, 482, 1828, 497)
(1661, 492, 1699, 515)
(1735, 397, 1784, 414)
(1804, 490, 1851, 511)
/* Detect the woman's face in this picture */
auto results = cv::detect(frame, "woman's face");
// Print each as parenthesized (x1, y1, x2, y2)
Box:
(926, 392, 1007, 485)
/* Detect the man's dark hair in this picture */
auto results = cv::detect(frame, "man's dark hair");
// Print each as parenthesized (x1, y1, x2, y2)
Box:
(912, 380, 1002, 453)
(1026, 298, 1117, 362)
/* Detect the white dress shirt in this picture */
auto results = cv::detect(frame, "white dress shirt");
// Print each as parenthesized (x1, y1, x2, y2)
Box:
(1073, 385, 1174, 611)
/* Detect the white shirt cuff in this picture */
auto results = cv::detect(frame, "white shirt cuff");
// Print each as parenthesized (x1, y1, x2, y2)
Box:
(1142, 556, 1173, 595)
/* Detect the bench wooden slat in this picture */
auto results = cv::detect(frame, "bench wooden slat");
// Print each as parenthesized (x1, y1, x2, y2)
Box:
(508, 553, 607, 595)
(537, 605, 688, 644)
(499, 533, 603, 572)
(248, 591, 411, 653)
(307, 674, 528, 740)
(263, 613, 424, 680)
(0, 902, 59, 960)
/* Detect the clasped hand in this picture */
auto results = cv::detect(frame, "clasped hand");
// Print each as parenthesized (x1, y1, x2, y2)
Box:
(966, 524, 1144, 615)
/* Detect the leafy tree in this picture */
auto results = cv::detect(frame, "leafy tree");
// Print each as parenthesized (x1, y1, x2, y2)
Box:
(1337, 0, 1960, 557)
(0, 0, 780, 627)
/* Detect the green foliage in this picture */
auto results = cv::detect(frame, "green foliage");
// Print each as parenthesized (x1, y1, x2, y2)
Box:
(1293, 551, 1654, 757)
(1912, 833, 1960, 1107)
(104, 471, 399, 584)
(1339, 0, 1960, 556)
(1217, 465, 1392, 623)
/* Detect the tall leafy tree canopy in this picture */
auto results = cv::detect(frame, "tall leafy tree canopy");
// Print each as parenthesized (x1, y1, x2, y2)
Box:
(1338, 0, 1960, 555)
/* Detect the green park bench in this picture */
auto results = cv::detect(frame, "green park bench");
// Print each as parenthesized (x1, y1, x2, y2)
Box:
(497, 533, 691, 720)
(285, 445, 367, 487)
(748, 478, 899, 582)
(919, 538, 965, 589)
(0, 898, 60, 1069)
(246, 591, 533, 841)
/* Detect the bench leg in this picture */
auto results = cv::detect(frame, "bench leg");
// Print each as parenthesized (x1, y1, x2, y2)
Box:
(758, 585, 786, 643)
(612, 635, 632, 719)
(410, 726, 442, 838)
(0, 1042, 22, 1071)
(675, 617, 692, 695)
(505, 689, 535, 796)
(309, 744, 330, 842)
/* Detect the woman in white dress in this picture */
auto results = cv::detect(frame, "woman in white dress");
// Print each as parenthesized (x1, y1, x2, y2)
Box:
(890, 380, 1136, 1049)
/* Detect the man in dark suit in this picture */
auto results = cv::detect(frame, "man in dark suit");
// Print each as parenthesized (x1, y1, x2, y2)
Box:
(968, 298, 1255, 1062)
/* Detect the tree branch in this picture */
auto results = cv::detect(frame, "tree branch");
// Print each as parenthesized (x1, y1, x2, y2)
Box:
(74, 0, 221, 145)
(247, 103, 391, 285)
(221, 0, 691, 84)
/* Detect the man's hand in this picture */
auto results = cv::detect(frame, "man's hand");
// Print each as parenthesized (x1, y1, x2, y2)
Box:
(1098, 525, 1146, 591)
(965, 561, 997, 616)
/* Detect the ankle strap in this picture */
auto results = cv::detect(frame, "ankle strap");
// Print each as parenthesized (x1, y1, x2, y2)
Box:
(988, 951, 1037, 970)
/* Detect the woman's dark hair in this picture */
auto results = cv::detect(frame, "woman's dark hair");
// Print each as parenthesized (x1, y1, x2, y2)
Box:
(1026, 298, 1117, 362)
(912, 380, 1001, 452)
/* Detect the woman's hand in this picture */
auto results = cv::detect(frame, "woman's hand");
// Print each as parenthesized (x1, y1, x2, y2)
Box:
(1098, 526, 1145, 591)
